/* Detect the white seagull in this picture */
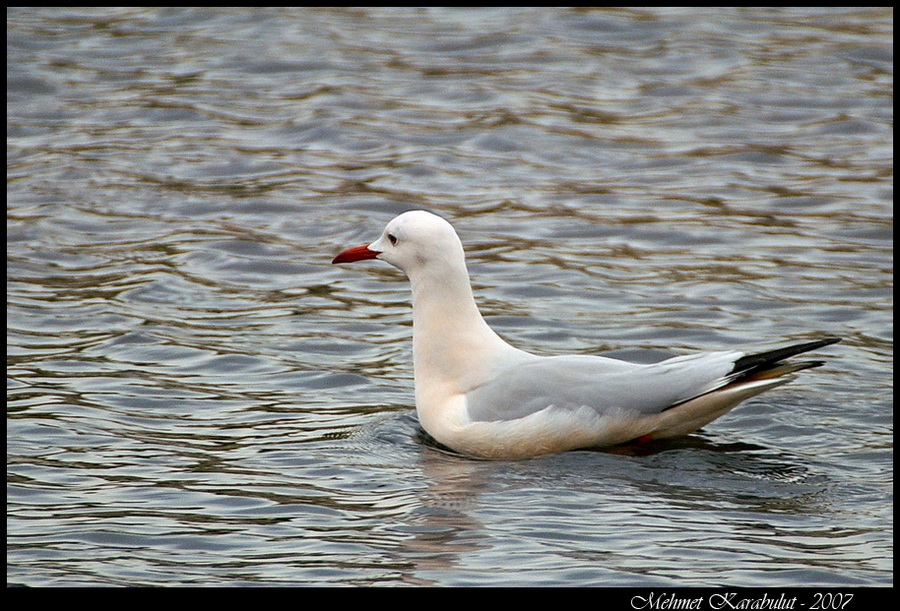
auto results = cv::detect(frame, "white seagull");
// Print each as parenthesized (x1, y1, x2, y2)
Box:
(333, 210, 840, 459)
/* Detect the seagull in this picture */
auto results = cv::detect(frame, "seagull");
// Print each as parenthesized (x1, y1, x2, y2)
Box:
(332, 210, 840, 459)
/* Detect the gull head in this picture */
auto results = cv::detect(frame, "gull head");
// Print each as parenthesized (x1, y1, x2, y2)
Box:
(333, 210, 466, 279)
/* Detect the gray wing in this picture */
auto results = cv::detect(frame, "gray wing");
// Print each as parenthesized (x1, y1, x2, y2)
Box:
(464, 351, 743, 423)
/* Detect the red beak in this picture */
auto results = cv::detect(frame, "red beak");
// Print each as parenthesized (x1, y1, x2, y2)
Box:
(332, 244, 380, 264)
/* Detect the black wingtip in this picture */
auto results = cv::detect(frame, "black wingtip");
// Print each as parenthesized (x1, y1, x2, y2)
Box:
(733, 337, 841, 375)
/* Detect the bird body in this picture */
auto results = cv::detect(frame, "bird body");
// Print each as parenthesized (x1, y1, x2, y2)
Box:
(333, 210, 839, 459)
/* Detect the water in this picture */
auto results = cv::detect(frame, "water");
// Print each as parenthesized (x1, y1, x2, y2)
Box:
(7, 7, 892, 587)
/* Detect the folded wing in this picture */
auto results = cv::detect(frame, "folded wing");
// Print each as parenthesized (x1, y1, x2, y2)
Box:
(465, 338, 841, 424)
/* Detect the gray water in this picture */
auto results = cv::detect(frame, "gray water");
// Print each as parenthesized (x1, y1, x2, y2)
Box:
(7, 7, 892, 587)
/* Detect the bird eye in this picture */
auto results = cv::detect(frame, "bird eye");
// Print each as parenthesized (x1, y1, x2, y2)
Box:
(388, 233, 398, 246)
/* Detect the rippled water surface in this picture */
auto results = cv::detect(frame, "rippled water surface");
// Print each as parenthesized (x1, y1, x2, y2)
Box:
(7, 7, 892, 586)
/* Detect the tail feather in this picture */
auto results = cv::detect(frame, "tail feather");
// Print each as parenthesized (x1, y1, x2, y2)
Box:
(738, 360, 824, 382)
(655, 337, 840, 421)
(658, 337, 840, 414)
